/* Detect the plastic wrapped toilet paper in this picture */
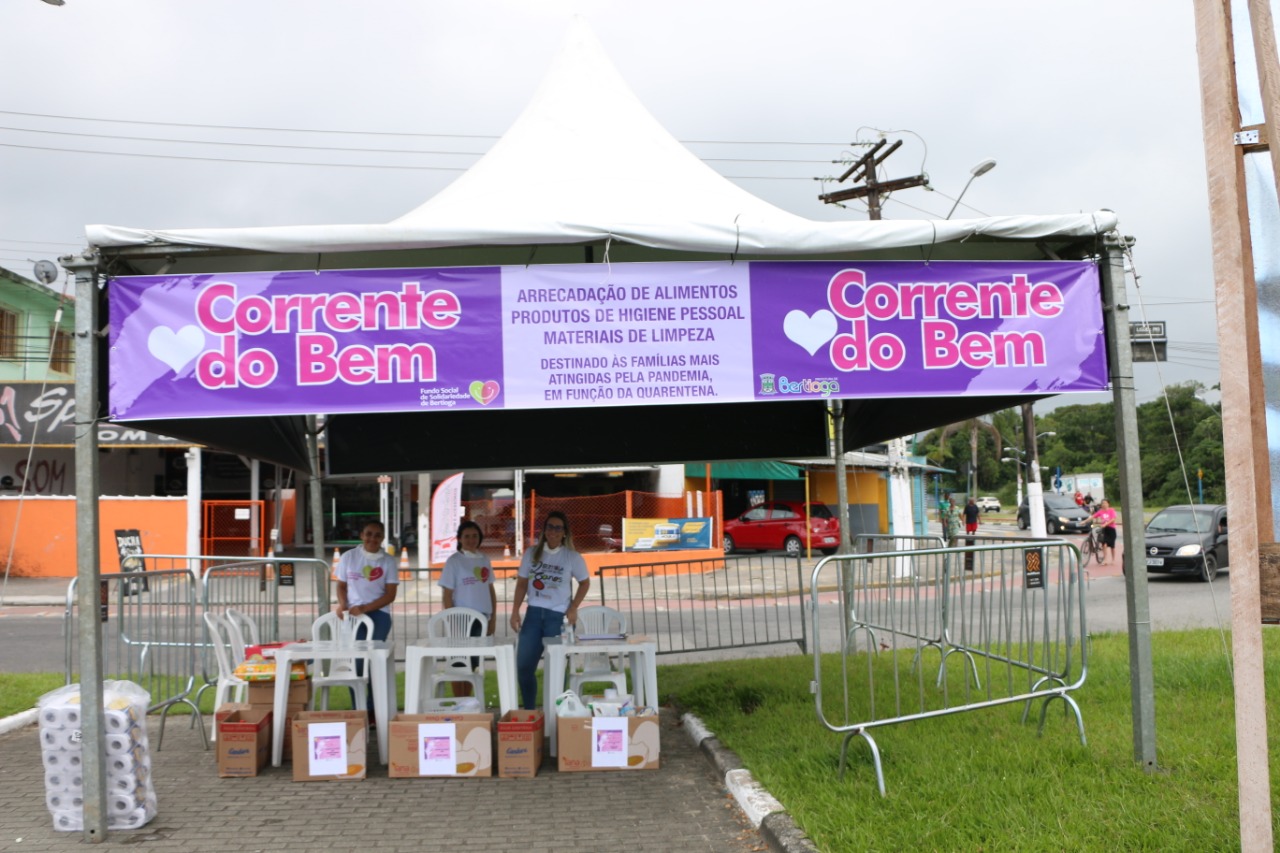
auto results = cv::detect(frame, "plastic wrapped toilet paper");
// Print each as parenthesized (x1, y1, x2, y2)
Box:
(40, 727, 79, 750)
(43, 749, 82, 771)
(108, 790, 148, 816)
(46, 790, 84, 812)
(37, 679, 158, 833)
(40, 705, 81, 729)
(107, 744, 149, 773)
(108, 772, 143, 794)
(44, 768, 83, 792)
(103, 708, 138, 734)
(110, 807, 152, 831)
(104, 733, 137, 755)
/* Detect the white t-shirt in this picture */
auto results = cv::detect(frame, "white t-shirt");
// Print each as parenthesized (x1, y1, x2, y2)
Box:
(336, 547, 399, 609)
(517, 545, 588, 612)
(439, 550, 495, 615)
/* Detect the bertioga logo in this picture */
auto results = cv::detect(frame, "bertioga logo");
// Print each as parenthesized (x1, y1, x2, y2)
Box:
(776, 376, 841, 396)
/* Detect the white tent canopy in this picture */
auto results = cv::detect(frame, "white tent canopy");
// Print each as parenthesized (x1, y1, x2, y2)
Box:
(87, 20, 1116, 261)
(83, 20, 1120, 473)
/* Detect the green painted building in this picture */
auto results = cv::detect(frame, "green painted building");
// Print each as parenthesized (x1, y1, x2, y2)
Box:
(0, 265, 74, 382)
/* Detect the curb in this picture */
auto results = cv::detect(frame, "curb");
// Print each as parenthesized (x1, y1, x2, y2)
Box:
(681, 711, 819, 853)
(0, 708, 39, 736)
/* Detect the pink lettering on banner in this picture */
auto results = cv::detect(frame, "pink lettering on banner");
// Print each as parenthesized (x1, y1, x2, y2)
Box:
(921, 321, 1047, 369)
(194, 280, 463, 336)
(195, 337, 278, 389)
(828, 268, 1066, 323)
(296, 335, 438, 386)
(829, 320, 905, 372)
(827, 268, 867, 320)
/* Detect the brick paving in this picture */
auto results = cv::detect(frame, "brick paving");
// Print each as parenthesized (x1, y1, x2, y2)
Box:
(0, 709, 765, 853)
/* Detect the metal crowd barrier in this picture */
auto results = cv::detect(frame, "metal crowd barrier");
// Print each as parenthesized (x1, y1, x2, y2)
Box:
(63, 568, 202, 750)
(812, 539, 1088, 795)
(391, 554, 809, 659)
(387, 566, 444, 661)
(594, 553, 808, 656)
(197, 556, 330, 644)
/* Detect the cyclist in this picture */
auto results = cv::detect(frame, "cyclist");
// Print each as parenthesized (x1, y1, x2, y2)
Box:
(1088, 499, 1118, 565)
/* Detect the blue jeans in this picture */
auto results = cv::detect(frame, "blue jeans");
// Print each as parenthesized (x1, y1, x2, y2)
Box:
(517, 606, 565, 710)
(352, 608, 392, 709)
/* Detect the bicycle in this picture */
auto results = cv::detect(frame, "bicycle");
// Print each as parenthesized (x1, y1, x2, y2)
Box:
(1080, 524, 1105, 567)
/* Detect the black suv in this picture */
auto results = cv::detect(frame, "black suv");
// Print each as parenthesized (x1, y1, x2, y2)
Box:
(1143, 504, 1229, 581)
(1016, 494, 1091, 535)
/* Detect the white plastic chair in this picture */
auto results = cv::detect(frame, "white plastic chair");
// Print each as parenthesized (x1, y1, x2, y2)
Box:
(224, 608, 260, 661)
(308, 611, 375, 711)
(568, 605, 629, 696)
(203, 612, 248, 741)
(422, 607, 488, 704)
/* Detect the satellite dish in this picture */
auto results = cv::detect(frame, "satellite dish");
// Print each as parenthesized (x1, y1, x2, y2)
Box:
(33, 260, 59, 285)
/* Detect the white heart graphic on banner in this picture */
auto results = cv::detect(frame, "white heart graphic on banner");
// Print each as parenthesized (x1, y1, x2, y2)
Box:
(783, 309, 837, 356)
(147, 325, 205, 373)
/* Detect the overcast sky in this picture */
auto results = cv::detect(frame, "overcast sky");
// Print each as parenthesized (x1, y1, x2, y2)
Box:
(0, 1, 1219, 406)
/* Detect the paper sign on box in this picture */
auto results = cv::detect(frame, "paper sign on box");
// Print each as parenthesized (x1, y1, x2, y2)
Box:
(557, 712, 660, 772)
(290, 711, 366, 782)
(388, 713, 493, 778)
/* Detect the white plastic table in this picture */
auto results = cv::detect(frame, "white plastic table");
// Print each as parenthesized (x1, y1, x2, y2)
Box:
(541, 635, 658, 756)
(403, 637, 519, 714)
(268, 640, 394, 767)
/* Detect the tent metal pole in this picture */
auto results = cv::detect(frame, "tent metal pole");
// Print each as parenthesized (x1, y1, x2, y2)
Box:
(1099, 235, 1157, 770)
(65, 250, 108, 842)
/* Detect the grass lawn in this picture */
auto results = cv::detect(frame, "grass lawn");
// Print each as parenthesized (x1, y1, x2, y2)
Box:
(661, 628, 1279, 851)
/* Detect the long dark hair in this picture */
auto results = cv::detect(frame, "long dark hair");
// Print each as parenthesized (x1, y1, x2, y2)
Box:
(456, 519, 483, 551)
(532, 510, 574, 562)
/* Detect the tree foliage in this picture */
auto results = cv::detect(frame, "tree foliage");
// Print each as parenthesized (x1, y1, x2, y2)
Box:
(917, 383, 1224, 507)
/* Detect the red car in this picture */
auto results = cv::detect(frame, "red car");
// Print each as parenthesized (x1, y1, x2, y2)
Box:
(723, 501, 841, 557)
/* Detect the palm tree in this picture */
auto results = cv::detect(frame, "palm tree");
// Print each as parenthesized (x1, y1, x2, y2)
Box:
(935, 416, 1002, 497)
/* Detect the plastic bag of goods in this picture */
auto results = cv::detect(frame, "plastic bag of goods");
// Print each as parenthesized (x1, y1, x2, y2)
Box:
(36, 680, 158, 832)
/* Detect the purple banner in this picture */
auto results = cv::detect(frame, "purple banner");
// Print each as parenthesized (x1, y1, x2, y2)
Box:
(107, 260, 1106, 420)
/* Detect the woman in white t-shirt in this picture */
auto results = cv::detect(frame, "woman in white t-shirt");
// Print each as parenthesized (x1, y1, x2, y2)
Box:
(438, 520, 497, 697)
(509, 510, 591, 709)
(333, 521, 399, 714)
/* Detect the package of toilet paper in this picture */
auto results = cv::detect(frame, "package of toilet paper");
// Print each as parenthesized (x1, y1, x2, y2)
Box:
(36, 681, 158, 832)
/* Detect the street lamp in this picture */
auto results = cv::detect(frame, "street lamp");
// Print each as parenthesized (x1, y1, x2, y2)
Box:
(1002, 450, 1050, 508)
(945, 158, 997, 219)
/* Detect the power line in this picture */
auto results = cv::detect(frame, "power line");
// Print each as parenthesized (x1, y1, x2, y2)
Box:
(0, 107, 846, 149)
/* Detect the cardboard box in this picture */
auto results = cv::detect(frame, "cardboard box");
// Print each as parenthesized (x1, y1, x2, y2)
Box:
(556, 711, 661, 772)
(214, 702, 252, 724)
(497, 710, 544, 778)
(291, 711, 367, 781)
(216, 708, 272, 777)
(218, 701, 304, 762)
(248, 676, 311, 707)
(278, 703, 307, 762)
(388, 712, 494, 778)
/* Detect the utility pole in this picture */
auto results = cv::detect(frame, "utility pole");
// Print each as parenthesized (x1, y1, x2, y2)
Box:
(820, 140, 928, 550)
(818, 139, 929, 216)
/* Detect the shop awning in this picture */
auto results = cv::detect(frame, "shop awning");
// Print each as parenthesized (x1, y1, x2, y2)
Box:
(685, 461, 803, 480)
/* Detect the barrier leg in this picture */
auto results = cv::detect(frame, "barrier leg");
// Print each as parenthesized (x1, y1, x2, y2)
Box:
(1035, 693, 1087, 746)
(838, 729, 887, 797)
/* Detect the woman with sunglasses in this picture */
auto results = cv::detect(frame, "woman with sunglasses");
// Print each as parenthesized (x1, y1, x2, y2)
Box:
(509, 510, 591, 709)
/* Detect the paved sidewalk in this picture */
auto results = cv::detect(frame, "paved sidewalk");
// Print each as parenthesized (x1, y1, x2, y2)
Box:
(0, 574, 68, 607)
(0, 708, 765, 853)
